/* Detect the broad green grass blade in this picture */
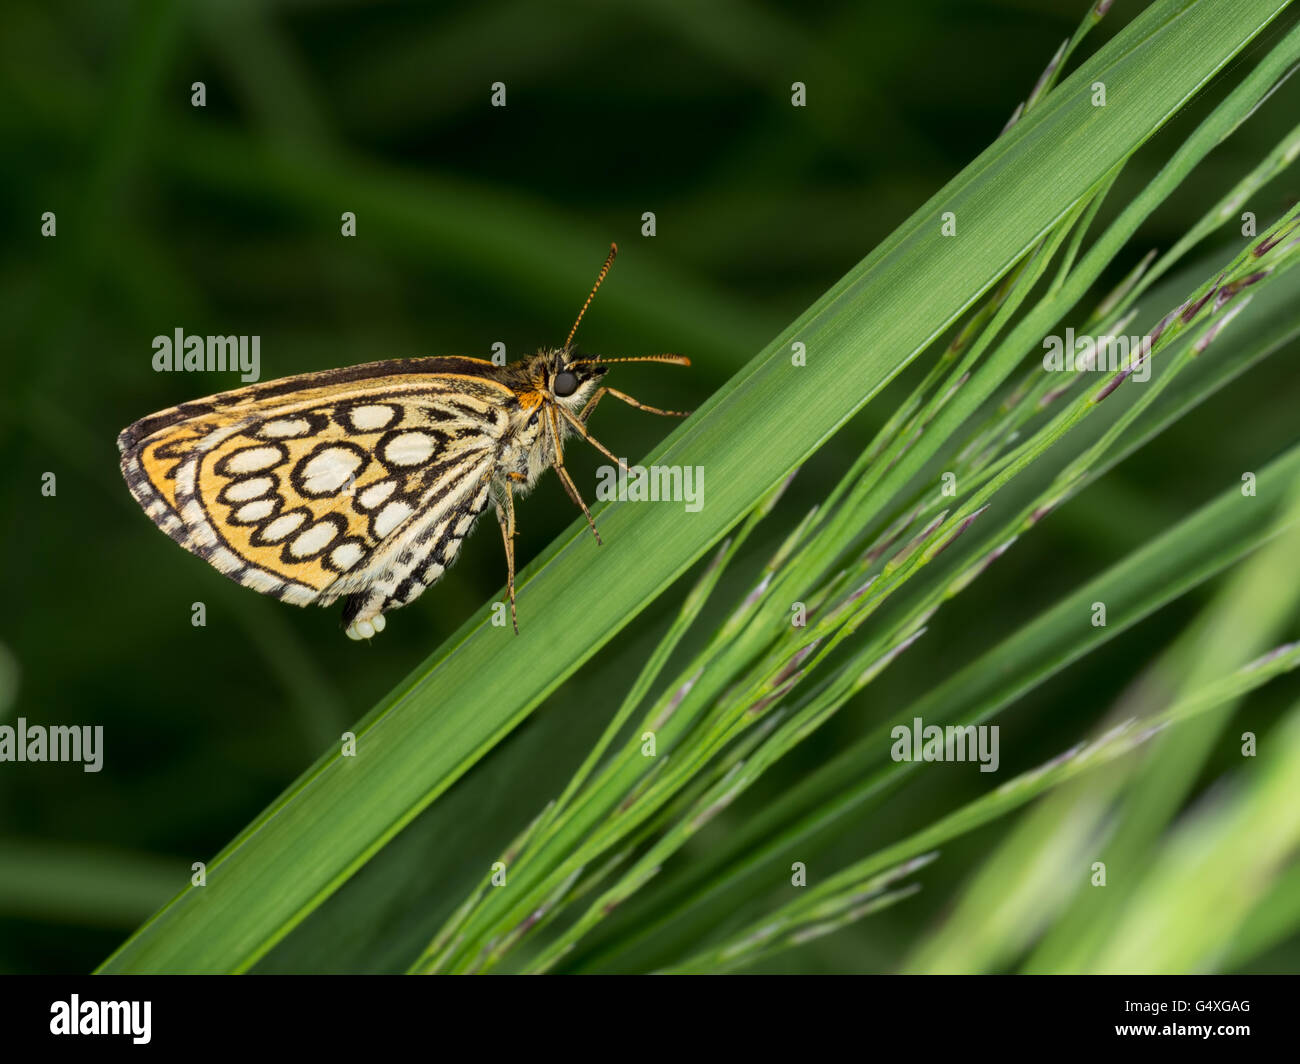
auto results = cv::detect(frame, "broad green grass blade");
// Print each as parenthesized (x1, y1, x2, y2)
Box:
(384, 203, 1300, 973)
(98, 0, 1295, 974)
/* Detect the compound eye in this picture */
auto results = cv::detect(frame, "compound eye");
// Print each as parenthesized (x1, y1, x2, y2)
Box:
(553, 369, 579, 397)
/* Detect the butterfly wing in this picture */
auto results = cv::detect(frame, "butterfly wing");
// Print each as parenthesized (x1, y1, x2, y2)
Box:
(118, 357, 517, 633)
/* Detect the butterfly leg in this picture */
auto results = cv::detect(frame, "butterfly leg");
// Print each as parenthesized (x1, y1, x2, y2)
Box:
(547, 407, 603, 546)
(494, 474, 524, 634)
(577, 388, 607, 423)
(581, 386, 690, 421)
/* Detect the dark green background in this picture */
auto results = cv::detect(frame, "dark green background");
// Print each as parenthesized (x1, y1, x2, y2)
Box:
(2, 0, 1297, 973)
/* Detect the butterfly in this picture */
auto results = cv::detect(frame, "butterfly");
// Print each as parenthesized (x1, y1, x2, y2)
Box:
(117, 243, 689, 639)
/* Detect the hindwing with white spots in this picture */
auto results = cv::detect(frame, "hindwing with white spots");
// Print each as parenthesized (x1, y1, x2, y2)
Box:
(118, 358, 514, 627)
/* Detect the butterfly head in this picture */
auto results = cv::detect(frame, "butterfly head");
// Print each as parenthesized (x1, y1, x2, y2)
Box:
(544, 348, 607, 409)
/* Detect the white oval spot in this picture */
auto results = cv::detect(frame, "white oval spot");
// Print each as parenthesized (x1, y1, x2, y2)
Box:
(261, 418, 312, 438)
(290, 521, 339, 558)
(224, 476, 274, 503)
(235, 499, 276, 523)
(374, 500, 414, 538)
(301, 447, 364, 495)
(349, 404, 397, 431)
(261, 512, 306, 543)
(357, 479, 397, 510)
(227, 446, 282, 474)
(330, 542, 365, 572)
(382, 431, 437, 467)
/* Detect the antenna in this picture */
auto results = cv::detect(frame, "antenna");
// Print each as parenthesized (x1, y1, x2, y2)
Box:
(566, 354, 691, 367)
(565, 242, 618, 348)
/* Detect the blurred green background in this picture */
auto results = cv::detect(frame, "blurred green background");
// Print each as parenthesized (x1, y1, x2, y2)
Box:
(2, 0, 1298, 973)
